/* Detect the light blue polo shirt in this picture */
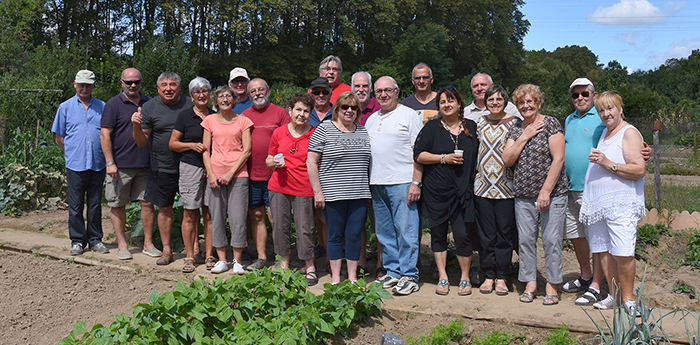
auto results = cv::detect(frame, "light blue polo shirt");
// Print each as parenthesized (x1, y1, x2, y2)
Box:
(52, 95, 106, 172)
(564, 107, 605, 191)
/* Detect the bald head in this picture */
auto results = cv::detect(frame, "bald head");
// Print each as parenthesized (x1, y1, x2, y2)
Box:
(120, 68, 142, 99)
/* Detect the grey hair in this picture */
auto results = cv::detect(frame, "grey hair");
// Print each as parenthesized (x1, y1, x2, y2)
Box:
(318, 55, 343, 74)
(248, 77, 270, 92)
(471, 72, 493, 85)
(412, 63, 433, 77)
(374, 76, 399, 91)
(588, 84, 596, 93)
(213, 85, 236, 103)
(351, 71, 373, 91)
(188, 77, 212, 95)
(157, 71, 181, 87)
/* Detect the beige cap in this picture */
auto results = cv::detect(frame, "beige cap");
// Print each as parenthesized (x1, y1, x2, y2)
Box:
(229, 67, 249, 82)
(75, 70, 96, 84)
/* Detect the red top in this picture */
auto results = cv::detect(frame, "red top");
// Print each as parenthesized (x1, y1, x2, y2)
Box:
(267, 125, 315, 197)
(330, 83, 351, 104)
(242, 104, 291, 181)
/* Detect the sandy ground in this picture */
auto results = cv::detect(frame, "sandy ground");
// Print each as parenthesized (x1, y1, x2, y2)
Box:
(1, 198, 699, 344)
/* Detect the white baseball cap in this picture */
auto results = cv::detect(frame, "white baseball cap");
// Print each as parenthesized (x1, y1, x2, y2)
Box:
(229, 67, 249, 82)
(75, 70, 96, 84)
(569, 78, 593, 93)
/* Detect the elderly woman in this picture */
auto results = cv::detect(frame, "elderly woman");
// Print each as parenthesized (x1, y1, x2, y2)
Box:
(414, 86, 479, 296)
(169, 77, 214, 273)
(307, 91, 371, 284)
(265, 93, 319, 285)
(201, 86, 254, 274)
(579, 91, 645, 316)
(474, 85, 518, 295)
(503, 84, 568, 305)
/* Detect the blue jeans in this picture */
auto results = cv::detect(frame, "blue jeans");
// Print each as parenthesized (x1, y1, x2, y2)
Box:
(66, 168, 105, 246)
(323, 199, 368, 261)
(371, 184, 419, 281)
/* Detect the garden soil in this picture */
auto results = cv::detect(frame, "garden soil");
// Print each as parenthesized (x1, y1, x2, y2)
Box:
(1, 174, 699, 344)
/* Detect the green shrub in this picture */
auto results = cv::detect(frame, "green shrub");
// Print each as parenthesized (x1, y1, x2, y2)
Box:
(407, 318, 465, 345)
(544, 324, 576, 345)
(673, 280, 698, 299)
(685, 231, 700, 269)
(59, 270, 391, 344)
(635, 223, 671, 261)
(472, 330, 525, 345)
(674, 133, 697, 147)
(0, 163, 66, 215)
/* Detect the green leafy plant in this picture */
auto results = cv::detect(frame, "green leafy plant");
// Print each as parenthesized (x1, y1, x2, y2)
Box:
(471, 330, 525, 345)
(543, 324, 576, 345)
(407, 318, 465, 345)
(672, 280, 698, 299)
(59, 269, 391, 344)
(128, 195, 185, 253)
(685, 230, 700, 269)
(635, 223, 671, 261)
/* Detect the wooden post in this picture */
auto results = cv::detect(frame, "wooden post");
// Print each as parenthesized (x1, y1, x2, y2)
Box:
(653, 120, 662, 210)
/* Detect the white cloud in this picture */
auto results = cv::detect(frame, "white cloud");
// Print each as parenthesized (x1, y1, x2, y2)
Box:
(617, 32, 642, 45)
(646, 36, 700, 66)
(587, 0, 686, 27)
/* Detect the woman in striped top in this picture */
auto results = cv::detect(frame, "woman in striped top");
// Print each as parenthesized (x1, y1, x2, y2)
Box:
(307, 92, 371, 284)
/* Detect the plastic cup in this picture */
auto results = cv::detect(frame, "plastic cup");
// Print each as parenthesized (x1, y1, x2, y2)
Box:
(274, 153, 285, 165)
(454, 149, 463, 157)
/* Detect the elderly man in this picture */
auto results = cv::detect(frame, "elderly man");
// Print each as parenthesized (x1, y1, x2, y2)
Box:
(464, 72, 521, 122)
(401, 63, 439, 123)
(318, 55, 351, 104)
(242, 78, 291, 270)
(308, 77, 333, 128)
(366, 76, 424, 295)
(132, 71, 192, 265)
(229, 67, 252, 113)
(100, 68, 158, 260)
(52, 70, 108, 255)
(353, 71, 380, 125)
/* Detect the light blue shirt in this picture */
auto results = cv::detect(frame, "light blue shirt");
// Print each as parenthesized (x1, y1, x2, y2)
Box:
(51, 95, 106, 172)
(564, 107, 605, 191)
(233, 97, 252, 114)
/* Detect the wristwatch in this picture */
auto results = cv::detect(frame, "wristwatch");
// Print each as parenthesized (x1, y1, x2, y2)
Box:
(611, 164, 618, 173)
(411, 181, 422, 188)
(106, 161, 115, 167)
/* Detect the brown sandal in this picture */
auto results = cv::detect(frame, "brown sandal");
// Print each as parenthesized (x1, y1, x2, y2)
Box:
(182, 258, 196, 273)
(156, 252, 174, 265)
(205, 256, 217, 270)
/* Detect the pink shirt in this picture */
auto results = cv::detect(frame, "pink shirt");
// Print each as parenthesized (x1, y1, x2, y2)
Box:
(201, 115, 254, 178)
(267, 126, 315, 197)
(242, 104, 291, 181)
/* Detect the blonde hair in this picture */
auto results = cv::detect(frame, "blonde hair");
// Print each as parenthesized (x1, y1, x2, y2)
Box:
(512, 84, 543, 106)
(595, 90, 624, 115)
(332, 92, 362, 122)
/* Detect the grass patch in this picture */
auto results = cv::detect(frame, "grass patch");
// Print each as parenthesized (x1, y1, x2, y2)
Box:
(684, 230, 700, 269)
(54, 234, 68, 239)
(407, 318, 466, 345)
(645, 182, 700, 213)
(471, 330, 526, 345)
(543, 324, 577, 345)
(635, 224, 671, 261)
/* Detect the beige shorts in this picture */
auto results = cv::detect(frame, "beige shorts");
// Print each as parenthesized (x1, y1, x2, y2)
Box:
(564, 191, 587, 239)
(105, 167, 149, 208)
(178, 161, 208, 210)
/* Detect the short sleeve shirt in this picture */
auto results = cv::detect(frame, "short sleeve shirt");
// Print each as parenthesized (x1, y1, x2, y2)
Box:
(267, 126, 315, 197)
(506, 116, 568, 199)
(242, 104, 292, 181)
(173, 107, 211, 168)
(51, 95, 106, 172)
(100, 92, 151, 168)
(140, 95, 192, 173)
(201, 115, 254, 178)
(565, 108, 605, 191)
(401, 94, 439, 124)
(308, 121, 371, 202)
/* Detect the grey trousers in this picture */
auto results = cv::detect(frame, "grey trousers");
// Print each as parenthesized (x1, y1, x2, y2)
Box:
(269, 191, 316, 260)
(208, 177, 248, 249)
(514, 195, 567, 284)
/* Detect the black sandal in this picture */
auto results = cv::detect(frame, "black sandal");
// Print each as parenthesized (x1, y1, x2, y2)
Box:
(305, 271, 319, 286)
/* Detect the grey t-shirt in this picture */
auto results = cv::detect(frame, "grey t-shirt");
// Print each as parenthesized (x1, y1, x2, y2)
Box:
(141, 95, 192, 173)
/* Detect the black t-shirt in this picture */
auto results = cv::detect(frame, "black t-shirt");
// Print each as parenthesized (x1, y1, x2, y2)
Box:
(141, 95, 192, 173)
(173, 107, 211, 168)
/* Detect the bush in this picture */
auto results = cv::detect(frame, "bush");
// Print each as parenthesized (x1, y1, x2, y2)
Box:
(543, 324, 576, 345)
(59, 270, 391, 344)
(407, 318, 465, 345)
(685, 231, 700, 269)
(635, 223, 671, 261)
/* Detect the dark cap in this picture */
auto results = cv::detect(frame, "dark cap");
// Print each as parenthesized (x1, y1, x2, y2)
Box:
(309, 77, 331, 89)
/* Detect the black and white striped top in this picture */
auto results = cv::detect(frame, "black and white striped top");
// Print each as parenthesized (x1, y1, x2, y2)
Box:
(308, 121, 371, 202)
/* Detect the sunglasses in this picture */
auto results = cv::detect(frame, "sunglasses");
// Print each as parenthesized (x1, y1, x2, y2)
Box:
(571, 91, 590, 99)
(122, 79, 141, 86)
(413, 76, 431, 81)
(311, 89, 330, 96)
(471, 70, 487, 76)
(438, 85, 457, 93)
(339, 104, 359, 111)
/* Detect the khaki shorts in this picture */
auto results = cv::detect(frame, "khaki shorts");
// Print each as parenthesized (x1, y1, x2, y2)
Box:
(178, 161, 208, 210)
(564, 191, 587, 239)
(105, 167, 149, 208)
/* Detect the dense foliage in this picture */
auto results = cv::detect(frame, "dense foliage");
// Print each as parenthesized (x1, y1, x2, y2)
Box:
(59, 269, 391, 344)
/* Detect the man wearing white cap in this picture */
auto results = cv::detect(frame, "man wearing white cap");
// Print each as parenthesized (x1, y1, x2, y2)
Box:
(52, 70, 109, 255)
(229, 67, 252, 113)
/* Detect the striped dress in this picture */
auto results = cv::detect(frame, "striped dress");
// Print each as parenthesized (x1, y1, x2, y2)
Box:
(308, 121, 371, 202)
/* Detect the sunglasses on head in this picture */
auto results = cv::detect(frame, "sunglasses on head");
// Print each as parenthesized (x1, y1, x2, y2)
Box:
(571, 91, 590, 99)
(438, 85, 457, 93)
(339, 104, 358, 111)
(122, 79, 141, 86)
(311, 89, 330, 96)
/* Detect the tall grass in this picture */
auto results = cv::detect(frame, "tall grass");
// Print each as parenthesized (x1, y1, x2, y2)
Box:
(644, 182, 700, 213)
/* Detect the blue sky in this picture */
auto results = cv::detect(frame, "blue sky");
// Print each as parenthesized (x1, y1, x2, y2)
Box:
(521, 0, 700, 72)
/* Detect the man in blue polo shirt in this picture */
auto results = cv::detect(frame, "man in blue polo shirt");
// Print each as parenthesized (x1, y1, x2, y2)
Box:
(52, 70, 108, 255)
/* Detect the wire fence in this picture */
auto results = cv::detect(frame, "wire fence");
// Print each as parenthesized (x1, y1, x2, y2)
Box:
(628, 117, 700, 175)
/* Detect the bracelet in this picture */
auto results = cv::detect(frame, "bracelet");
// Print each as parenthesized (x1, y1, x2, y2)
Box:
(105, 161, 115, 167)
(440, 154, 446, 164)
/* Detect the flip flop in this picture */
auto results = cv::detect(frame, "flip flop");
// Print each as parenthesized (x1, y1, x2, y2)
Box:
(435, 279, 450, 295)
(520, 291, 536, 303)
(458, 280, 472, 296)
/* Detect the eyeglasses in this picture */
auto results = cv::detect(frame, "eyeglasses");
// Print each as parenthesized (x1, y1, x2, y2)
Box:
(517, 99, 537, 106)
(192, 89, 210, 95)
(311, 89, 330, 96)
(122, 79, 141, 86)
(217, 94, 234, 99)
(571, 91, 590, 99)
(339, 104, 359, 111)
(413, 76, 431, 81)
(322, 67, 340, 72)
(249, 87, 267, 95)
(375, 88, 396, 95)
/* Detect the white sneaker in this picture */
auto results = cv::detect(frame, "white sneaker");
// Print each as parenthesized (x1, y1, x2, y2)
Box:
(232, 259, 245, 275)
(376, 275, 400, 289)
(624, 300, 641, 317)
(593, 295, 616, 310)
(211, 261, 229, 274)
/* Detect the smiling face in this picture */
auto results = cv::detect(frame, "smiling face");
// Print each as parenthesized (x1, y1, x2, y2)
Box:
(157, 78, 181, 104)
(516, 93, 541, 120)
(438, 93, 459, 118)
(352, 73, 371, 103)
(248, 79, 270, 109)
(321, 60, 341, 87)
(289, 101, 311, 127)
(120, 68, 141, 98)
(216, 90, 235, 112)
(486, 92, 506, 114)
(374, 77, 398, 112)
(337, 100, 359, 126)
(571, 85, 597, 115)
(311, 87, 331, 108)
(190, 88, 210, 109)
(229, 77, 249, 99)
(411, 67, 433, 92)
(471, 74, 492, 103)
(74, 82, 94, 100)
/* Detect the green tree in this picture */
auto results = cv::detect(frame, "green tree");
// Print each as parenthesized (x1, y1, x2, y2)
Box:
(134, 35, 200, 96)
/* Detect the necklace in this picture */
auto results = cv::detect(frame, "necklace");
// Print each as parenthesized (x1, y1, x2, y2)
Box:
(442, 119, 462, 150)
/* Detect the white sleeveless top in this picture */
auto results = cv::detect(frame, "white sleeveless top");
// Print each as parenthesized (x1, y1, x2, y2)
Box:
(579, 124, 645, 225)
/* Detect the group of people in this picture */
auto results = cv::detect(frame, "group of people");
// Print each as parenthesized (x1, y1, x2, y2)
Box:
(52, 56, 648, 314)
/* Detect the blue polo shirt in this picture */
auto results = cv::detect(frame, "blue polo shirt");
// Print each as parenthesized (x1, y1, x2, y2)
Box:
(308, 104, 334, 128)
(52, 95, 106, 172)
(564, 107, 605, 191)
(233, 97, 252, 114)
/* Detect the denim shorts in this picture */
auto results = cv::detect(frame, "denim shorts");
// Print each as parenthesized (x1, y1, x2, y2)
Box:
(248, 180, 270, 208)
